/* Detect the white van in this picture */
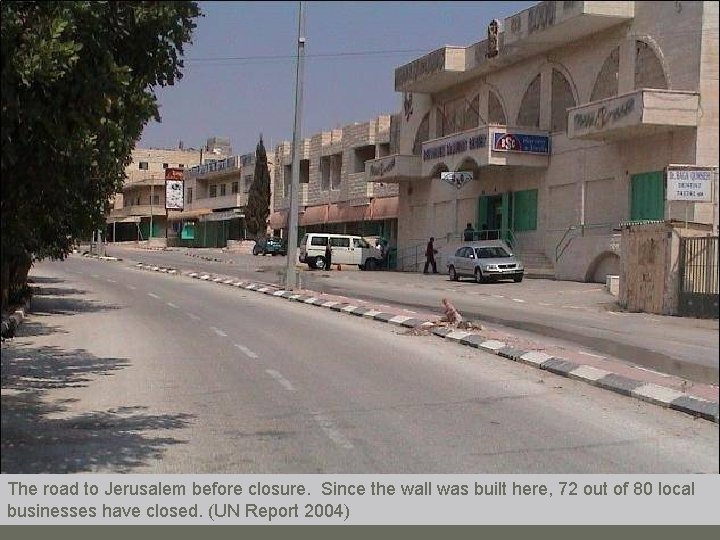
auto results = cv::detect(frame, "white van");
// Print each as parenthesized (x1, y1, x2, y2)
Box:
(299, 233, 384, 270)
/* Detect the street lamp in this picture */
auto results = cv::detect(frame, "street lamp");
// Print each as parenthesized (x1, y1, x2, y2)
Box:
(285, 1, 306, 290)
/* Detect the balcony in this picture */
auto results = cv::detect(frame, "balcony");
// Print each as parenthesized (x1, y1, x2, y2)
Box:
(365, 154, 422, 183)
(395, 2, 634, 93)
(108, 205, 167, 219)
(567, 89, 699, 141)
(420, 125, 549, 175)
(196, 193, 247, 211)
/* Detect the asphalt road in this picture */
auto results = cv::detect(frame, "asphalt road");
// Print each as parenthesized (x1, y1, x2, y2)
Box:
(103, 245, 720, 385)
(2, 255, 718, 473)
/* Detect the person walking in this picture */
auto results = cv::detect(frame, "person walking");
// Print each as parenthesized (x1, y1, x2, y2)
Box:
(324, 241, 333, 271)
(463, 222, 475, 242)
(423, 237, 438, 274)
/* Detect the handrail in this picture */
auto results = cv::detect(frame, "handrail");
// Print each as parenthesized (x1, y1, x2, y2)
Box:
(554, 223, 618, 262)
(555, 225, 579, 262)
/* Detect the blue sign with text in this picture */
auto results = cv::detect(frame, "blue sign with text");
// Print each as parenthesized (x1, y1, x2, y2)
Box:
(493, 132, 549, 154)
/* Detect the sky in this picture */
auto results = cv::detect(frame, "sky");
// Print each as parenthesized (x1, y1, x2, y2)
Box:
(138, 1, 536, 155)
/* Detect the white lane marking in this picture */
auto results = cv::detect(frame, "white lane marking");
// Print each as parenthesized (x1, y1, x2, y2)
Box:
(632, 365, 672, 378)
(265, 369, 296, 392)
(577, 351, 605, 359)
(539, 302, 553, 306)
(126, 285, 137, 290)
(403, 309, 417, 314)
(166, 302, 179, 309)
(210, 326, 227, 337)
(312, 412, 354, 450)
(234, 343, 258, 359)
(91, 274, 100, 279)
(148, 293, 160, 299)
(512, 298, 526, 303)
(186, 313, 201, 321)
(106, 279, 117, 283)
(491, 294, 505, 298)
(562, 305, 583, 309)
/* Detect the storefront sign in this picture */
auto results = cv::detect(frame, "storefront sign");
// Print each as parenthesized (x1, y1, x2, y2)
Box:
(441, 171, 473, 189)
(666, 167, 714, 202)
(165, 179, 184, 210)
(369, 156, 396, 178)
(164, 167, 184, 181)
(422, 131, 487, 162)
(395, 48, 446, 89)
(571, 96, 638, 135)
(492, 132, 549, 154)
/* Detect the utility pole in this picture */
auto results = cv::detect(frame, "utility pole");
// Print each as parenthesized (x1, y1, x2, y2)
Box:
(285, 1, 306, 290)
(149, 176, 155, 241)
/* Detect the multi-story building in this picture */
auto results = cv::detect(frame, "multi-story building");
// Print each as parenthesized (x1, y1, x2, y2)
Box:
(269, 115, 400, 246)
(173, 146, 275, 247)
(365, 0, 718, 281)
(107, 145, 203, 242)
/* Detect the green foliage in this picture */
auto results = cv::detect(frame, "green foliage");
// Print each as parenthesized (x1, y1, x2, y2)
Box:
(0, 1, 200, 309)
(246, 136, 271, 238)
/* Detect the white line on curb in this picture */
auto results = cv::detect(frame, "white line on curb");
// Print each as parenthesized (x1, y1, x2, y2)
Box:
(126, 285, 137, 290)
(148, 293, 160, 299)
(167, 302, 179, 309)
(186, 313, 201, 321)
(210, 326, 227, 337)
(577, 351, 605, 359)
(265, 369, 295, 392)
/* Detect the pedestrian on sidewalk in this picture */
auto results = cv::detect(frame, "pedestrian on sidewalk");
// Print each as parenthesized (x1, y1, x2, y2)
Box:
(423, 237, 438, 274)
(324, 241, 333, 271)
(463, 223, 475, 242)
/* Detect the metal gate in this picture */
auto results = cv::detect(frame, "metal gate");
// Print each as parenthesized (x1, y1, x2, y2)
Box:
(678, 236, 719, 318)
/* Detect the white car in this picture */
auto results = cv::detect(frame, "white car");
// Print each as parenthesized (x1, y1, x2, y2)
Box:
(299, 233, 383, 271)
(446, 240, 524, 283)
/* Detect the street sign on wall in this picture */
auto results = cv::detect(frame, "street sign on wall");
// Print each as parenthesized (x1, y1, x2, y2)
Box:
(441, 171, 473, 189)
(492, 131, 549, 154)
(666, 166, 714, 202)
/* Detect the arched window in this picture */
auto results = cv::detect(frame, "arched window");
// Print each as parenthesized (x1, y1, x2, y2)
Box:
(463, 94, 480, 131)
(412, 113, 430, 156)
(590, 47, 619, 101)
(551, 69, 576, 132)
(516, 74, 541, 128)
(635, 41, 667, 89)
(488, 91, 507, 125)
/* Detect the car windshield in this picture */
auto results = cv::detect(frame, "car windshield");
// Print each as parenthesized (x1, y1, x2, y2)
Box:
(475, 247, 510, 258)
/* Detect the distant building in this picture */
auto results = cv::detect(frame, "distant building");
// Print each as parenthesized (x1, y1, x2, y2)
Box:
(106, 146, 204, 243)
(269, 114, 399, 247)
(366, 0, 718, 280)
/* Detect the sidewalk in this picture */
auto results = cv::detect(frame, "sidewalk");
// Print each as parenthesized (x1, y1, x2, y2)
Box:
(127, 258, 718, 422)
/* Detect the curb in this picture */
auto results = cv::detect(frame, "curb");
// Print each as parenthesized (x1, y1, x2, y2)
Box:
(1, 296, 32, 339)
(126, 261, 718, 423)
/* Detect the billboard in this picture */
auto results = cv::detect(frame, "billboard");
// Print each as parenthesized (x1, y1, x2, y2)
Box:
(666, 166, 714, 202)
(165, 168, 184, 210)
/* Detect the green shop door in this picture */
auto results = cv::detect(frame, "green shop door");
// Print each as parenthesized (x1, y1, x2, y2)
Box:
(630, 171, 664, 221)
(477, 193, 511, 242)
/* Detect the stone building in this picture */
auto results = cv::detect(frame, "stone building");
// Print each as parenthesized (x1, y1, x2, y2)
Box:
(107, 146, 203, 243)
(365, 0, 718, 280)
(269, 115, 400, 246)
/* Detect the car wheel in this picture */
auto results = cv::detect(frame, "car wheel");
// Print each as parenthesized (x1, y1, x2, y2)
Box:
(449, 265, 458, 281)
(474, 268, 485, 284)
(313, 256, 327, 270)
(513, 274, 524, 283)
(365, 258, 376, 271)
(252, 247, 259, 256)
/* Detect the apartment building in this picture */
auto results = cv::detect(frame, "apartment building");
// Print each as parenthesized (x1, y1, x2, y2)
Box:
(173, 146, 275, 247)
(107, 145, 203, 242)
(365, 0, 718, 281)
(269, 115, 400, 246)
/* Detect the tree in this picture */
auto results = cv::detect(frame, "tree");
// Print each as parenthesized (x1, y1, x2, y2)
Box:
(245, 135, 271, 239)
(1, 2, 201, 310)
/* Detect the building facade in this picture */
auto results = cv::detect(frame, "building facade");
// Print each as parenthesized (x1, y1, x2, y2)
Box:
(173, 148, 276, 247)
(366, 0, 718, 280)
(107, 146, 203, 242)
(269, 115, 400, 248)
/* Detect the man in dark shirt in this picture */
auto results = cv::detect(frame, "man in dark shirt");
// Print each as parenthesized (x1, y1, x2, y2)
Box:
(423, 237, 438, 274)
(463, 223, 475, 242)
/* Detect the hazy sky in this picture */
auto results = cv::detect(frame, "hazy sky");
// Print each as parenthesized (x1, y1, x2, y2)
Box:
(138, 1, 536, 154)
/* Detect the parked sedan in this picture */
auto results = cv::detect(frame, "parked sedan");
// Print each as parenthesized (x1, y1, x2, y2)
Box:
(446, 240, 524, 283)
(253, 237, 286, 256)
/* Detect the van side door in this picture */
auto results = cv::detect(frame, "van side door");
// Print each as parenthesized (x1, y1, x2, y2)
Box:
(329, 236, 351, 264)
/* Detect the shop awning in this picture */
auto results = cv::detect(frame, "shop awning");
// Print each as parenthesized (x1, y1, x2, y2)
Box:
(327, 203, 371, 224)
(167, 208, 213, 220)
(299, 205, 329, 226)
(370, 196, 398, 221)
(269, 209, 288, 229)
